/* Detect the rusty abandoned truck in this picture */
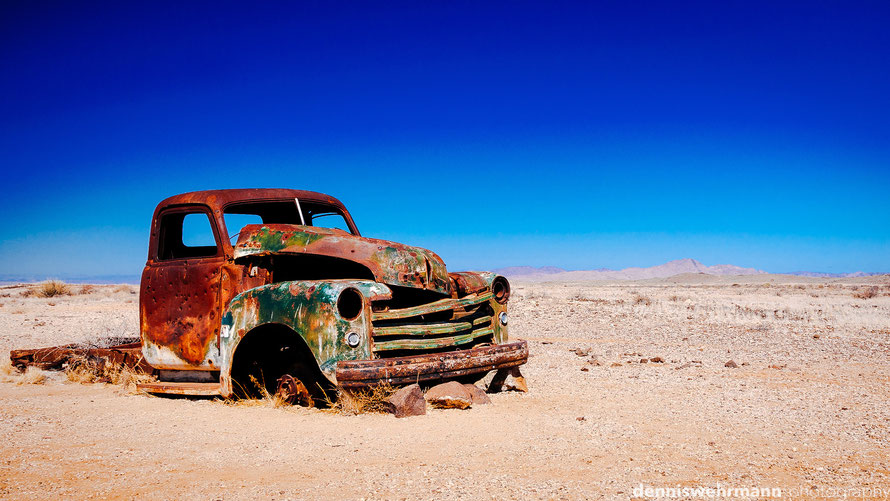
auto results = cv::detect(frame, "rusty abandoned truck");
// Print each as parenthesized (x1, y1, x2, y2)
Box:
(13, 189, 527, 405)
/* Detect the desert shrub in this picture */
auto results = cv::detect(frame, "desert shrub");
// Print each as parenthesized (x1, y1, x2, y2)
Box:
(0, 362, 45, 386)
(31, 280, 71, 298)
(328, 384, 395, 415)
(668, 295, 680, 302)
(242, 375, 291, 408)
(78, 284, 96, 295)
(853, 287, 879, 300)
(65, 356, 155, 388)
(632, 294, 652, 306)
(0, 360, 19, 383)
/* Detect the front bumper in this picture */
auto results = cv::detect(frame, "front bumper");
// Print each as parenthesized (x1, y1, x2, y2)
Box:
(335, 340, 528, 389)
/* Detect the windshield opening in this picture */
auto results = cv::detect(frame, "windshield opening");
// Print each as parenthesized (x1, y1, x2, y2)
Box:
(223, 200, 355, 242)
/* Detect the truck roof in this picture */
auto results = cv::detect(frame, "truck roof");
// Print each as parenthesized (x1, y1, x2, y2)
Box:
(157, 188, 348, 212)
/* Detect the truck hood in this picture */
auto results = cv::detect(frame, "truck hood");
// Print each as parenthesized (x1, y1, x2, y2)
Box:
(233, 224, 452, 295)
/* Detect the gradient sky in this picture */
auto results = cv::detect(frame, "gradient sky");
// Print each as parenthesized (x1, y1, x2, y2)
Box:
(1, 1, 888, 278)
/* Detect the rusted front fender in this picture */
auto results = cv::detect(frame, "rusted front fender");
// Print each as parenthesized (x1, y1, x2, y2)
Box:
(217, 280, 391, 397)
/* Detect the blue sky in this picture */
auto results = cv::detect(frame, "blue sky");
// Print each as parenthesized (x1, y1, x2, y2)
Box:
(1, 1, 888, 278)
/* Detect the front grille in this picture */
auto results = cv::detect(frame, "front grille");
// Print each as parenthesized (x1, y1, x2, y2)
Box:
(370, 291, 494, 357)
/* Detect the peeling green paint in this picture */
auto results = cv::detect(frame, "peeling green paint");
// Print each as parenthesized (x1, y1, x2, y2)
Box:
(219, 280, 389, 393)
(233, 224, 452, 295)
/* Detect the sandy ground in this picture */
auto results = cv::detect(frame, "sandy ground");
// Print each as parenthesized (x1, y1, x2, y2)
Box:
(1, 276, 889, 500)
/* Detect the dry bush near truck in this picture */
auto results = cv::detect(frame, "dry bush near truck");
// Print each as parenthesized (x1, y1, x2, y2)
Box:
(65, 355, 155, 391)
(328, 384, 396, 415)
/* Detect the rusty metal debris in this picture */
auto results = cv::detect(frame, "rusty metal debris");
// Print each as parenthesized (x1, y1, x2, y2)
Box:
(9, 342, 153, 373)
(275, 374, 314, 406)
(11, 189, 528, 406)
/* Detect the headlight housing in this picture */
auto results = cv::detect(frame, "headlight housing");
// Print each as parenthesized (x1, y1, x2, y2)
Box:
(337, 288, 363, 320)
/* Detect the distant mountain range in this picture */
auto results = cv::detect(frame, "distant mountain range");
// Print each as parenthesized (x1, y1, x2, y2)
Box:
(0, 274, 141, 285)
(0, 259, 885, 285)
(783, 271, 886, 278)
(494, 258, 886, 281)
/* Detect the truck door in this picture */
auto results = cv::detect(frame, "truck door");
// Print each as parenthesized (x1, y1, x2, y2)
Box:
(141, 205, 224, 370)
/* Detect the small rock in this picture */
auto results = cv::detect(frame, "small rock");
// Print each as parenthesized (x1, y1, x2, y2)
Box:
(425, 381, 473, 409)
(610, 362, 622, 367)
(813, 334, 820, 339)
(576, 416, 585, 421)
(640, 358, 648, 363)
(384, 384, 426, 418)
(580, 367, 589, 372)
(507, 376, 529, 392)
(572, 348, 591, 357)
(650, 356, 664, 363)
(769, 364, 785, 370)
(724, 360, 738, 368)
(588, 357, 603, 367)
(462, 384, 491, 405)
(676, 362, 693, 370)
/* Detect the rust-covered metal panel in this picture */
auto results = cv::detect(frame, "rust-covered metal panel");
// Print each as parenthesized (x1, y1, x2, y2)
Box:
(372, 291, 493, 321)
(233, 224, 452, 295)
(217, 280, 390, 396)
(140, 257, 224, 369)
(136, 381, 220, 396)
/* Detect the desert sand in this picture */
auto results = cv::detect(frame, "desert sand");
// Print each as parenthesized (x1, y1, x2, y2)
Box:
(1, 276, 889, 499)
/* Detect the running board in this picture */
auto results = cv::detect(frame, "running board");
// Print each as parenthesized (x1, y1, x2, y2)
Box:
(137, 382, 221, 396)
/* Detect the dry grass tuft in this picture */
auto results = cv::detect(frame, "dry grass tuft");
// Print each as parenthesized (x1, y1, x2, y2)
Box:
(224, 375, 293, 408)
(853, 287, 879, 300)
(328, 384, 395, 415)
(0, 359, 19, 382)
(65, 356, 156, 390)
(632, 294, 652, 306)
(78, 284, 96, 295)
(25, 280, 72, 298)
(0, 364, 48, 385)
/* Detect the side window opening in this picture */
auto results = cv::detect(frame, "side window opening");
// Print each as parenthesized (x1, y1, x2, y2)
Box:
(157, 210, 220, 260)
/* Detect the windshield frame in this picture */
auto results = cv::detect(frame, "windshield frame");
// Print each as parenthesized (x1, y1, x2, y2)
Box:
(221, 197, 361, 242)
